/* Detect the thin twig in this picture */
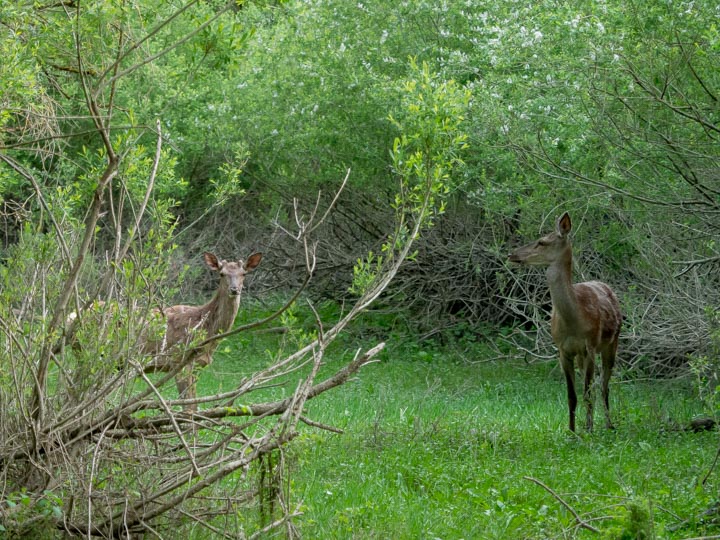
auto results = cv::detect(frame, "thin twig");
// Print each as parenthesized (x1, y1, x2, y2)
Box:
(307, 168, 351, 236)
(137, 369, 202, 478)
(299, 415, 344, 434)
(248, 509, 304, 540)
(523, 476, 600, 534)
(701, 439, 720, 485)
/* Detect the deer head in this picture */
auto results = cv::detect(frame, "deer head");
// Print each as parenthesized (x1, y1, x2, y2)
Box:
(508, 212, 572, 267)
(203, 252, 262, 298)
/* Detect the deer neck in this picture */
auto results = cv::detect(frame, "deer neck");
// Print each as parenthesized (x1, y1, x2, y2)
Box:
(205, 291, 241, 335)
(545, 247, 580, 323)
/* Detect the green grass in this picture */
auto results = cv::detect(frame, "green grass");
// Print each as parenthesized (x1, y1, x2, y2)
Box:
(200, 313, 719, 539)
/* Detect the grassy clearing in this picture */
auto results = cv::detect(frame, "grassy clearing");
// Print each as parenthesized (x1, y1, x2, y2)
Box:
(200, 306, 719, 539)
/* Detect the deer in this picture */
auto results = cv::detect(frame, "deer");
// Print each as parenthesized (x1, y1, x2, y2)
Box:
(508, 212, 622, 432)
(143, 251, 262, 411)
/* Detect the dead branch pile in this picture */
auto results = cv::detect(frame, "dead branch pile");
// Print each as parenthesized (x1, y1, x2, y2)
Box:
(190, 189, 717, 376)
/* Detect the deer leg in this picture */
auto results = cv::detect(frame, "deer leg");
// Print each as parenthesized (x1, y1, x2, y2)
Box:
(582, 352, 596, 432)
(560, 351, 577, 432)
(600, 342, 617, 429)
(176, 366, 198, 413)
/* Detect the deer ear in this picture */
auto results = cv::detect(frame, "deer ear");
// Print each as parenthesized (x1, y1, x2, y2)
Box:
(556, 212, 572, 237)
(244, 252, 262, 271)
(203, 252, 222, 271)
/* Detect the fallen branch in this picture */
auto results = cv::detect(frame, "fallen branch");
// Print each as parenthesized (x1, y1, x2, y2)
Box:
(111, 343, 385, 434)
(523, 476, 600, 534)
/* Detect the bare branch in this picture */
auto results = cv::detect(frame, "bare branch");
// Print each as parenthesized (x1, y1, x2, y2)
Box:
(524, 476, 601, 534)
(99, 0, 236, 93)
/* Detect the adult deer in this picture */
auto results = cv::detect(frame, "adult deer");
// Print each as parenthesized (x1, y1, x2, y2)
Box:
(508, 212, 621, 432)
(144, 252, 262, 411)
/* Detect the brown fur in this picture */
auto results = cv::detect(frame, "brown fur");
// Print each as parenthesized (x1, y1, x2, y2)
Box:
(509, 213, 621, 432)
(144, 252, 262, 410)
